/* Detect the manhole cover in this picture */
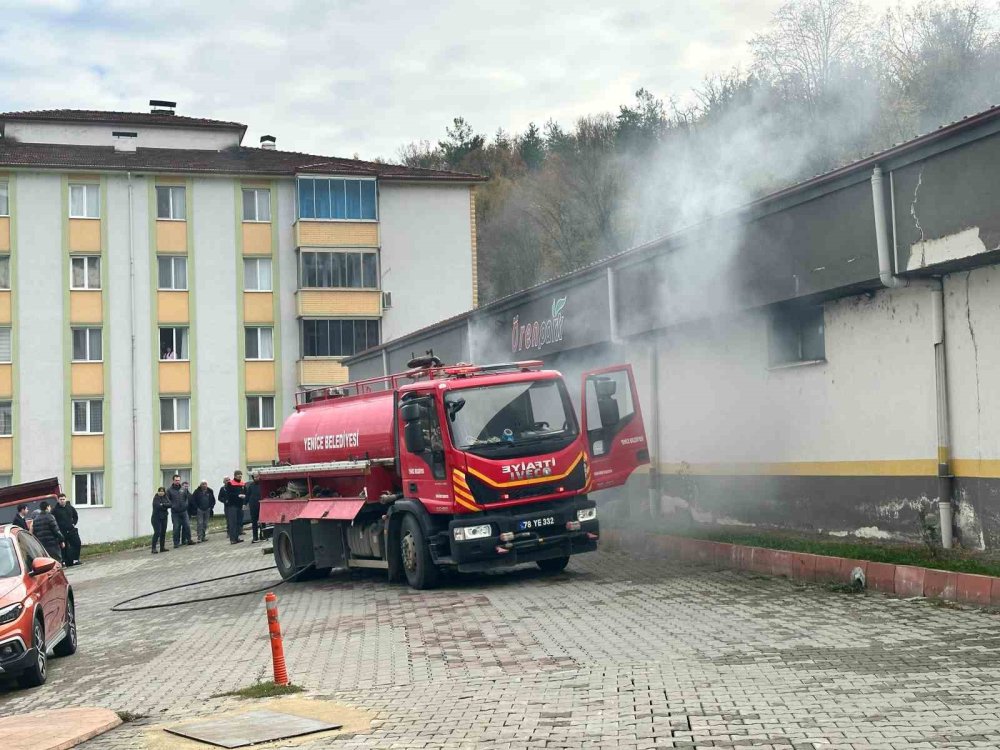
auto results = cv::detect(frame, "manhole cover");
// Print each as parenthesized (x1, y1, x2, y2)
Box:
(165, 710, 341, 748)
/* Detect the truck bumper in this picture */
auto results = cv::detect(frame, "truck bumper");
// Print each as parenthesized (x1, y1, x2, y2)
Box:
(448, 496, 598, 573)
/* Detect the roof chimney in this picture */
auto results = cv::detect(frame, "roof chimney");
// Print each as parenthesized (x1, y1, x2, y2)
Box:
(260, 134, 276, 150)
(149, 99, 176, 115)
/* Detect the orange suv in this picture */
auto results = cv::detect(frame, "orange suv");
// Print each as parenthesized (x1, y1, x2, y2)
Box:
(0, 524, 77, 688)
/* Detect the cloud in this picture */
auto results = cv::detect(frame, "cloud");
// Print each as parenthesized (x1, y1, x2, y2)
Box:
(0, 0, 838, 159)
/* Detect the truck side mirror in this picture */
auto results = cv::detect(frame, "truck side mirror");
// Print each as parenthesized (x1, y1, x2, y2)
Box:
(598, 396, 620, 429)
(400, 402, 423, 423)
(595, 378, 617, 398)
(403, 421, 426, 454)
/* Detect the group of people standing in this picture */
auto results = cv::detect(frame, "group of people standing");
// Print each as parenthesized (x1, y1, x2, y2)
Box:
(11, 493, 83, 565)
(150, 470, 264, 553)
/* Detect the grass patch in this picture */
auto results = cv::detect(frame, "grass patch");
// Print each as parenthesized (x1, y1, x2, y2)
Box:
(211, 681, 304, 700)
(81, 515, 230, 559)
(616, 517, 1000, 577)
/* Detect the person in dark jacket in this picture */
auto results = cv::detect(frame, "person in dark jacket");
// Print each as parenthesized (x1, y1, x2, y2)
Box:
(11, 504, 29, 531)
(246, 471, 263, 543)
(52, 493, 82, 566)
(191, 481, 215, 542)
(166, 474, 194, 548)
(151, 487, 171, 554)
(31, 501, 64, 562)
(223, 471, 247, 544)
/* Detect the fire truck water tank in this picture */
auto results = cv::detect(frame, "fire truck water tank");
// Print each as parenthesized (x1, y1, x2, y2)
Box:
(278, 391, 396, 465)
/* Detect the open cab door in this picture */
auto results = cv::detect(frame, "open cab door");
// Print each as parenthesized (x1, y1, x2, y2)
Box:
(581, 365, 649, 491)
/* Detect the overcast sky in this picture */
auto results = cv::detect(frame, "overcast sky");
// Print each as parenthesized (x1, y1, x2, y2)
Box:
(1, 0, 910, 161)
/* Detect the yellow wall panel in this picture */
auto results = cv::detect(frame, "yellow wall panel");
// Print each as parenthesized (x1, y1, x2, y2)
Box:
(156, 220, 187, 253)
(70, 291, 102, 324)
(0, 437, 13, 472)
(296, 221, 378, 247)
(0, 364, 12, 398)
(0, 291, 11, 325)
(72, 435, 104, 470)
(244, 292, 274, 324)
(297, 290, 381, 317)
(155, 176, 186, 185)
(299, 359, 349, 386)
(247, 430, 277, 464)
(71, 363, 103, 395)
(246, 361, 275, 393)
(242, 223, 272, 255)
(157, 291, 189, 323)
(0, 217, 9, 252)
(69, 219, 101, 252)
(159, 361, 191, 394)
(160, 432, 192, 466)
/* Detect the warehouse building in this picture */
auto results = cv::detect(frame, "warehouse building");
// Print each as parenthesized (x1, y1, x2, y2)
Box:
(0, 101, 482, 541)
(348, 105, 1000, 550)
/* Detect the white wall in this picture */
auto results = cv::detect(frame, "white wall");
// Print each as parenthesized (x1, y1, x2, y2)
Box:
(192, 179, 240, 486)
(378, 183, 473, 341)
(6, 121, 241, 151)
(276, 180, 299, 425)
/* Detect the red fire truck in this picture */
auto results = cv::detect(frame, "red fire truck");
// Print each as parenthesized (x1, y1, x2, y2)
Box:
(257, 358, 648, 589)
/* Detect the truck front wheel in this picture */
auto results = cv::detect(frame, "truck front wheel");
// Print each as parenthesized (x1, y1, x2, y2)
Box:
(400, 514, 440, 590)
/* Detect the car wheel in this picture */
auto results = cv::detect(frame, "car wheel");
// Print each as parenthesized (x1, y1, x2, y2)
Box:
(536, 556, 570, 573)
(17, 616, 46, 688)
(400, 514, 440, 590)
(53, 595, 77, 657)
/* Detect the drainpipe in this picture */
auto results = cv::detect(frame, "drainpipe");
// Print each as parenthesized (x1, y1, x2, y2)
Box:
(872, 166, 954, 548)
(127, 172, 140, 537)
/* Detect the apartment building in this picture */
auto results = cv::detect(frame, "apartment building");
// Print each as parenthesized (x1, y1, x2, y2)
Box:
(0, 101, 482, 541)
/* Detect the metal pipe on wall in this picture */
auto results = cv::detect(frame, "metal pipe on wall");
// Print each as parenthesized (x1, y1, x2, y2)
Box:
(872, 166, 954, 548)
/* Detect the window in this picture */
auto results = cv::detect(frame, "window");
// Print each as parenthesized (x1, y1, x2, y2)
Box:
(69, 184, 100, 219)
(247, 395, 275, 430)
(72, 328, 102, 362)
(302, 319, 379, 357)
(158, 256, 187, 290)
(297, 178, 377, 220)
(71, 256, 101, 290)
(0, 183, 7, 217)
(73, 472, 104, 506)
(242, 188, 271, 222)
(160, 327, 189, 360)
(72, 399, 103, 434)
(156, 186, 186, 220)
(300, 251, 378, 289)
(245, 327, 274, 360)
(0, 256, 9, 290)
(160, 397, 191, 432)
(162, 468, 191, 488)
(0, 328, 10, 363)
(768, 306, 826, 367)
(0, 401, 11, 436)
(244, 258, 272, 291)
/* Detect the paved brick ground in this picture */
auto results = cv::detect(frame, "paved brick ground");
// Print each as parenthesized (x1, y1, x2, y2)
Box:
(3, 534, 1000, 749)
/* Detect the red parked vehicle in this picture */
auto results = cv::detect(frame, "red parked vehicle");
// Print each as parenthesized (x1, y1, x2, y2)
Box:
(259, 358, 648, 589)
(0, 523, 77, 688)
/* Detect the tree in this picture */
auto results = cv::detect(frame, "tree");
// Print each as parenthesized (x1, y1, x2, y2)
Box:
(438, 117, 486, 169)
(518, 122, 545, 170)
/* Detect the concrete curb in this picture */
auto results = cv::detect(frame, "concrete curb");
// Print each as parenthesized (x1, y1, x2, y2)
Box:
(0, 706, 121, 750)
(602, 528, 1000, 607)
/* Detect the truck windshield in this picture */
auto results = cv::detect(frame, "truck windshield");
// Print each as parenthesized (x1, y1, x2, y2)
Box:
(444, 379, 578, 455)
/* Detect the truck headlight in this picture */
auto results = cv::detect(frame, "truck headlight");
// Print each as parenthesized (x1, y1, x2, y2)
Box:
(0, 603, 24, 626)
(453, 524, 492, 542)
(577, 507, 597, 522)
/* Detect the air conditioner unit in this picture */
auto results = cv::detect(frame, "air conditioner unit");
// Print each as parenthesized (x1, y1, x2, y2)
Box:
(382, 291, 392, 309)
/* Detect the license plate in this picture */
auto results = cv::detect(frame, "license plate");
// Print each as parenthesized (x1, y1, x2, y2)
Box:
(519, 516, 555, 531)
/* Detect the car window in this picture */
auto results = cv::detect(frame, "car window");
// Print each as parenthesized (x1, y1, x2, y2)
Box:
(0, 538, 19, 578)
(16, 531, 47, 567)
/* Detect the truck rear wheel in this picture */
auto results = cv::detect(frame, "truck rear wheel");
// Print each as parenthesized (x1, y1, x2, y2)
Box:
(400, 514, 439, 590)
(536, 556, 570, 573)
(274, 527, 330, 581)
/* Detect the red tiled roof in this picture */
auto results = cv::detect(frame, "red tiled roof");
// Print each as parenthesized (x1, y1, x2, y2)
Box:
(1, 109, 246, 131)
(0, 141, 485, 182)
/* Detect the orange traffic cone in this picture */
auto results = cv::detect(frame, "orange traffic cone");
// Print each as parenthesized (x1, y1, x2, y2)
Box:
(264, 592, 290, 686)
